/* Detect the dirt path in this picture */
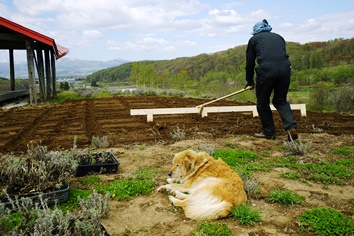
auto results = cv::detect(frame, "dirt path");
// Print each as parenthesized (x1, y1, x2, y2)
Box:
(1, 96, 353, 235)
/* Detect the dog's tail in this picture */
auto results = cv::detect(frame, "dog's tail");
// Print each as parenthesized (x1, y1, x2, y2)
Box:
(183, 192, 233, 220)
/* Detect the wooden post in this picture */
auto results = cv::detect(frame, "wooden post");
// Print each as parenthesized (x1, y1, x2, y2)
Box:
(9, 49, 15, 91)
(36, 46, 45, 101)
(44, 48, 52, 98)
(51, 53, 57, 96)
(26, 40, 37, 105)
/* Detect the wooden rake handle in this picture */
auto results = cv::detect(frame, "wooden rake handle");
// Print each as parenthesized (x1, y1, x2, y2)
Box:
(196, 87, 251, 109)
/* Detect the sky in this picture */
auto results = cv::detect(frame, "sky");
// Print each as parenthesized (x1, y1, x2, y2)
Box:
(1, 0, 354, 62)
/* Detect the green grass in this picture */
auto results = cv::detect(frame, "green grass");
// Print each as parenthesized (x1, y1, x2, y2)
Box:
(95, 179, 156, 201)
(213, 149, 268, 178)
(133, 165, 164, 180)
(266, 189, 305, 206)
(79, 176, 102, 186)
(281, 171, 301, 180)
(192, 222, 232, 236)
(331, 145, 354, 158)
(57, 188, 92, 212)
(229, 204, 261, 226)
(299, 207, 354, 235)
(50, 90, 83, 103)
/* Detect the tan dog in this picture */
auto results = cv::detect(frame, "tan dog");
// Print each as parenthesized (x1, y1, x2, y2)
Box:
(157, 149, 247, 220)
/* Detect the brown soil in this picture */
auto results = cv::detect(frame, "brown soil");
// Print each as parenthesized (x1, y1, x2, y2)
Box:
(1, 96, 354, 235)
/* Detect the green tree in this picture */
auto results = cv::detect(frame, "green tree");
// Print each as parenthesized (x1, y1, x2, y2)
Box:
(309, 81, 335, 111)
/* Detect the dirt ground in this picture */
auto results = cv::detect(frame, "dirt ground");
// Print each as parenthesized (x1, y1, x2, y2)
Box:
(1, 96, 354, 235)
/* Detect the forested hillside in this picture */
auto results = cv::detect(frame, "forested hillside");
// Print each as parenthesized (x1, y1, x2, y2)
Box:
(87, 38, 354, 113)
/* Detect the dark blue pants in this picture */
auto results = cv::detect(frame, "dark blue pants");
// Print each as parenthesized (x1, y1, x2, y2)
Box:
(255, 60, 297, 136)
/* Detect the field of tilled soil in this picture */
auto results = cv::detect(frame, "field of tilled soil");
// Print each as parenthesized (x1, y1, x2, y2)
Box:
(0, 96, 354, 154)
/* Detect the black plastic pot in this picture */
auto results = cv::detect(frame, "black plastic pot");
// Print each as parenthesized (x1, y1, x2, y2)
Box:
(76, 152, 120, 177)
(1, 184, 69, 211)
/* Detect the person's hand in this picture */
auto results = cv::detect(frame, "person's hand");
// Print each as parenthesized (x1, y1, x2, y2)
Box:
(244, 83, 255, 90)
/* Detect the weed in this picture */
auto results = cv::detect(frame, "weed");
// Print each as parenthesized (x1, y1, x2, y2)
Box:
(139, 144, 146, 150)
(229, 204, 261, 226)
(298, 207, 354, 235)
(266, 189, 305, 206)
(170, 126, 186, 141)
(192, 221, 232, 236)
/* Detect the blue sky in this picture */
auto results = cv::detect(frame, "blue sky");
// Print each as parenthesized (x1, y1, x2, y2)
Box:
(1, 0, 354, 62)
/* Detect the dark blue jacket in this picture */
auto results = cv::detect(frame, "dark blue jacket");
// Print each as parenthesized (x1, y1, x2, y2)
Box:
(245, 31, 290, 84)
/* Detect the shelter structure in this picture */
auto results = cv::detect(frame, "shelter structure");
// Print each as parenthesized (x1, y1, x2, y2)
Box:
(0, 17, 69, 105)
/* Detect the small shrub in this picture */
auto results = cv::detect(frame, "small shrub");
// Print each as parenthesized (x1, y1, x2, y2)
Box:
(266, 189, 305, 205)
(283, 139, 311, 156)
(1, 143, 78, 195)
(299, 207, 354, 235)
(242, 177, 260, 199)
(192, 221, 232, 236)
(170, 126, 186, 141)
(91, 136, 109, 148)
(0, 190, 109, 235)
(229, 204, 261, 226)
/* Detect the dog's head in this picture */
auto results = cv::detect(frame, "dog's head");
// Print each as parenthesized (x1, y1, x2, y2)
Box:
(168, 149, 209, 182)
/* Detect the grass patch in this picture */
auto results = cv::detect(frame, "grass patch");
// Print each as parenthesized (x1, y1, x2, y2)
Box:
(299, 207, 354, 235)
(192, 221, 232, 236)
(133, 165, 164, 180)
(267, 189, 305, 206)
(79, 176, 102, 186)
(281, 171, 301, 180)
(57, 188, 92, 212)
(214, 149, 269, 178)
(50, 90, 83, 103)
(95, 179, 156, 201)
(303, 163, 353, 185)
(229, 204, 261, 226)
(331, 145, 354, 157)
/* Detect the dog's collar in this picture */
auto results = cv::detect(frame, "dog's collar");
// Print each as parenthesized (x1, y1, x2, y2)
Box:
(180, 158, 209, 183)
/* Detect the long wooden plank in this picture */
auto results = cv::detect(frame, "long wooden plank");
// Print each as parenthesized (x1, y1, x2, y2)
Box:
(131, 104, 306, 122)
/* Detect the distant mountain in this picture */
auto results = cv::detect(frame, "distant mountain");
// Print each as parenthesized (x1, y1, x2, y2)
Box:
(0, 58, 129, 78)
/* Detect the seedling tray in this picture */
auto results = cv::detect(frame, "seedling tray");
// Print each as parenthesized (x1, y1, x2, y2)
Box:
(1, 184, 69, 211)
(76, 152, 120, 176)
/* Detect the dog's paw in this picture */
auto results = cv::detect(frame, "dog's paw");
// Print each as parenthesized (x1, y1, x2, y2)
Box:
(168, 195, 177, 203)
(157, 185, 166, 192)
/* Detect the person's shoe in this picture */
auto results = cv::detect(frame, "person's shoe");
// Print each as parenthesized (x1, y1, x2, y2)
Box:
(254, 132, 276, 140)
(287, 129, 298, 141)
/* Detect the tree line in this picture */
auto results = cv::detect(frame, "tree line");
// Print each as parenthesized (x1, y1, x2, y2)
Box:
(86, 38, 354, 113)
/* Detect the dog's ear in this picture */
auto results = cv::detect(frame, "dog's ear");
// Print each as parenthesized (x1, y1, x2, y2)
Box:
(183, 153, 195, 172)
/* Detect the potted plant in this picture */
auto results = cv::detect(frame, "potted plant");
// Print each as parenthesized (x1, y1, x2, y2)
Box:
(76, 150, 120, 177)
(0, 190, 110, 235)
(0, 143, 78, 208)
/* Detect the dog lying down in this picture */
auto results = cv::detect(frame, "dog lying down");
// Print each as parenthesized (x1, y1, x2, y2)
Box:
(157, 149, 247, 220)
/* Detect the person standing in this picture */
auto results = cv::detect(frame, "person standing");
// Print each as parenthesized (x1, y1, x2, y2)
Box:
(245, 19, 298, 140)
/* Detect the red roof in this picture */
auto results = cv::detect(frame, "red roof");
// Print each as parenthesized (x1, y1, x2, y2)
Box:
(0, 17, 69, 59)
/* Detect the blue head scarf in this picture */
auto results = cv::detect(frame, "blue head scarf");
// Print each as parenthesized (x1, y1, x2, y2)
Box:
(252, 19, 272, 35)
